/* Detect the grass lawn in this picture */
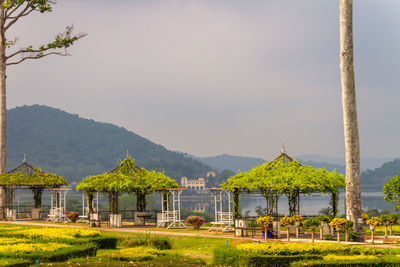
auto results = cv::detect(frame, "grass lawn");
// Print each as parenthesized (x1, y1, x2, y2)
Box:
(0, 223, 249, 266)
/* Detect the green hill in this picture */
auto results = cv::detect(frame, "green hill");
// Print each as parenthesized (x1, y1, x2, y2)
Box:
(361, 159, 400, 192)
(6, 105, 212, 182)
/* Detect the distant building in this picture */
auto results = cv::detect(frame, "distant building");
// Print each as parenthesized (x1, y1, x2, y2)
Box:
(180, 176, 206, 190)
(206, 171, 216, 178)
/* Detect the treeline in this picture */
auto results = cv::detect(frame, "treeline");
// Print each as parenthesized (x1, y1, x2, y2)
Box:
(6, 105, 212, 182)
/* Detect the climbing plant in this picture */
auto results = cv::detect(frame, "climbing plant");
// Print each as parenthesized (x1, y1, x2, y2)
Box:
(221, 153, 345, 216)
(76, 157, 178, 214)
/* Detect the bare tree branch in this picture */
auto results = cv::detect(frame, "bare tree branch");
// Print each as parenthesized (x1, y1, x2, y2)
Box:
(6, 51, 69, 66)
(4, 2, 32, 31)
(6, 7, 35, 20)
(4, 0, 23, 19)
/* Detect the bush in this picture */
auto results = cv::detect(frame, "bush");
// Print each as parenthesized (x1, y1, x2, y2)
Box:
(87, 236, 118, 249)
(108, 247, 166, 262)
(150, 235, 172, 250)
(212, 247, 243, 267)
(121, 233, 172, 250)
(239, 255, 323, 267)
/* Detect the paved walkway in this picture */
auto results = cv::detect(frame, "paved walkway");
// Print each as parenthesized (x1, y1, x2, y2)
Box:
(0, 220, 398, 247)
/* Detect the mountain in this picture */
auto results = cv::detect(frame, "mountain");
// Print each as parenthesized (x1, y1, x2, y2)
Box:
(297, 160, 345, 174)
(196, 154, 265, 172)
(298, 154, 395, 171)
(361, 159, 400, 192)
(6, 105, 212, 182)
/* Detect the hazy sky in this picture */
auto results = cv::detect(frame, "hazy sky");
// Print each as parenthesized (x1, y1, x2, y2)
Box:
(6, 0, 400, 160)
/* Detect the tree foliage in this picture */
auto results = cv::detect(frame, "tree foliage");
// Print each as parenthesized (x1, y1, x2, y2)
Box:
(383, 174, 400, 211)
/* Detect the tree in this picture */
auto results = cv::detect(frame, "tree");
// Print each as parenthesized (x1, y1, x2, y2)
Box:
(339, 0, 363, 240)
(383, 174, 400, 211)
(0, 1, 86, 211)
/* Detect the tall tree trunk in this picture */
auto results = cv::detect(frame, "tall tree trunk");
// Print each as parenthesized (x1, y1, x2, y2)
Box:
(339, 0, 363, 241)
(0, 8, 6, 217)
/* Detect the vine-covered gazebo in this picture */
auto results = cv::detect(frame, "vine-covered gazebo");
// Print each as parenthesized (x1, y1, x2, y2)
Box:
(221, 148, 345, 218)
(76, 157, 178, 227)
(0, 160, 68, 220)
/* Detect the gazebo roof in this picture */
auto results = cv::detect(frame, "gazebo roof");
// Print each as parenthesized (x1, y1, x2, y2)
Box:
(0, 161, 67, 187)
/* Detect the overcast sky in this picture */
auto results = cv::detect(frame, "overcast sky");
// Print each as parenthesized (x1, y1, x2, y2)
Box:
(5, 0, 400, 160)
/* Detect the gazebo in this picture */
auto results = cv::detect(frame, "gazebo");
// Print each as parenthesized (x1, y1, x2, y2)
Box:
(0, 160, 68, 220)
(221, 147, 345, 219)
(76, 157, 178, 228)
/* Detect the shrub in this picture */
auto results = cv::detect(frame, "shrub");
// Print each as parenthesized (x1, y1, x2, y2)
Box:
(212, 247, 243, 267)
(150, 235, 172, 250)
(108, 247, 166, 262)
(87, 236, 118, 249)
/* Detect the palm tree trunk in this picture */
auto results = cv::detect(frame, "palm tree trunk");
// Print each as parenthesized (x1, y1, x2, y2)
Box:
(0, 9, 6, 218)
(339, 0, 363, 241)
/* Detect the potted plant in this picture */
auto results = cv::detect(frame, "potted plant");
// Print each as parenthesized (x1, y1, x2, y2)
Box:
(186, 216, 205, 229)
(318, 215, 332, 240)
(291, 214, 304, 238)
(65, 211, 80, 222)
(256, 216, 274, 239)
(329, 217, 351, 243)
(361, 213, 369, 223)
(280, 216, 295, 241)
(366, 216, 382, 244)
(303, 217, 320, 243)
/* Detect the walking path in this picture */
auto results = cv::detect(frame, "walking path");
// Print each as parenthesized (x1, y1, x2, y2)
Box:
(0, 220, 397, 247)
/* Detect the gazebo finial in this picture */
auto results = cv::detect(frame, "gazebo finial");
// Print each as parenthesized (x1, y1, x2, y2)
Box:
(23, 154, 26, 163)
(281, 142, 286, 154)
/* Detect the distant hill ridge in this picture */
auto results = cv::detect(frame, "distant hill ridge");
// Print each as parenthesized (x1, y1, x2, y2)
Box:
(7, 105, 211, 182)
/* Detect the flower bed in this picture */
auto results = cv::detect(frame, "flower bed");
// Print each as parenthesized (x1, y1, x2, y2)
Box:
(10, 227, 100, 240)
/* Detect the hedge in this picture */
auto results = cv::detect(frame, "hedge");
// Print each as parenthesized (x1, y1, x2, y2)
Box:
(239, 255, 323, 267)
(0, 243, 97, 262)
(236, 243, 400, 256)
(292, 256, 400, 267)
(0, 258, 31, 267)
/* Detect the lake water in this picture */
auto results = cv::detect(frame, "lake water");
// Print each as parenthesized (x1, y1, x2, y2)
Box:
(179, 191, 393, 216)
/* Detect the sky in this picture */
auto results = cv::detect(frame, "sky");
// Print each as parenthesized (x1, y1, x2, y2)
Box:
(5, 0, 400, 160)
